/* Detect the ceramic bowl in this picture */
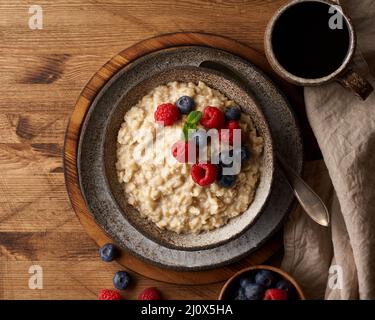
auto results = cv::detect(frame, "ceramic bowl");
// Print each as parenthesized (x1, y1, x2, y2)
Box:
(103, 66, 274, 251)
(219, 265, 305, 300)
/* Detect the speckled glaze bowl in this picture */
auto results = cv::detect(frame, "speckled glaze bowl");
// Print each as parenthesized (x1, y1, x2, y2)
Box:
(103, 66, 274, 251)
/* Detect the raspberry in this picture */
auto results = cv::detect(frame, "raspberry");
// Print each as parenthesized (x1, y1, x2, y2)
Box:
(227, 120, 241, 130)
(154, 103, 181, 126)
(98, 289, 122, 300)
(200, 106, 225, 129)
(263, 288, 289, 300)
(171, 140, 196, 163)
(219, 120, 241, 145)
(138, 287, 162, 300)
(191, 163, 218, 186)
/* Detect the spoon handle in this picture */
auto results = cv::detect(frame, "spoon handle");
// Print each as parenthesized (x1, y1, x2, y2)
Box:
(277, 154, 330, 227)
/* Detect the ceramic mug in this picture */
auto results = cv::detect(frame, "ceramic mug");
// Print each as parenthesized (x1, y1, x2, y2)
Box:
(265, 0, 373, 100)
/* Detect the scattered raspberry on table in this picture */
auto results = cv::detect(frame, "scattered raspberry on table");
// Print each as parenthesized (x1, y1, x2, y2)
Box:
(98, 289, 122, 300)
(138, 287, 162, 300)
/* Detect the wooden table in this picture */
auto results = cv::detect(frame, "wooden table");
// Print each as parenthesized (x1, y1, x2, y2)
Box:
(0, 0, 320, 300)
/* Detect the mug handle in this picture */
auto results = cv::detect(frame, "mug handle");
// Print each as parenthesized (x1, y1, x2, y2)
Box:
(337, 68, 374, 100)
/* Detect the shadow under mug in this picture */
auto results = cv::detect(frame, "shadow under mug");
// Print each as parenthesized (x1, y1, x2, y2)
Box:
(265, 0, 373, 100)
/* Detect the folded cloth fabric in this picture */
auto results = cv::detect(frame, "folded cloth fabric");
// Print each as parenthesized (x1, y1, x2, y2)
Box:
(281, 0, 375, 299)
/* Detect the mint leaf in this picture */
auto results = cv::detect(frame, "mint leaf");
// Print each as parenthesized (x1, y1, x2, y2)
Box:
(182, 124, 189, 140)
(181, 111, 201, 140)
(182, 123, 197, 140)
(186, 111, 202, 125)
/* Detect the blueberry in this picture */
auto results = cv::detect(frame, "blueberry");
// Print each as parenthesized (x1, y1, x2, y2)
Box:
(113, 271, 131, 290)
(191, 130, 208, 148)
(234, 287, 247, 300)
(217, 174, 237, 188)
(219, 149, 242, 178)
(99, 243, 116, 262)
(276, 279, 295, 294)
(238, 277, 253, 289)
(254, 270, 276, 288)
(176, 96, 194, 114)
(225, 106, 241, 121)
(233, 146, 251, 164)
(243, 283, 265, 300)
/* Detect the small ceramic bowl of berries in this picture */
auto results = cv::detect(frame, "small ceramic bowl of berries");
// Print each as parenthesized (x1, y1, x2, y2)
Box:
(219, 265, 305, 300)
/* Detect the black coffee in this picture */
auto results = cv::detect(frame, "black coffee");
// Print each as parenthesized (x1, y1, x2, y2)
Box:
(272, 1, 350, 79)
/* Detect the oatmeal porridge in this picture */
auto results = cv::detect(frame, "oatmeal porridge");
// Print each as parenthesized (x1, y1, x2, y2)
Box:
(116, 81, 264, 234)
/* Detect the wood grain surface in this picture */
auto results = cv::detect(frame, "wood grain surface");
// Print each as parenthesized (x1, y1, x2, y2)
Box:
(0, 0, 319, 300)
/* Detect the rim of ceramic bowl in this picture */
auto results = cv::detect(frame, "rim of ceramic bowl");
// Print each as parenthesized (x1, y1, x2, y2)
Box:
(218, 265, 306, 300)
(264, 0, 356, 86)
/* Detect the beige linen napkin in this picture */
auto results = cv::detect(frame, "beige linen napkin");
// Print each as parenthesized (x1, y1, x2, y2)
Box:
(281, 0, 375, 299)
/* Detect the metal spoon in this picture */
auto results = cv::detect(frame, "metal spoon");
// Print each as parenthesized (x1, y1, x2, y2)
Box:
(199, 60, 330, 227)
(276, 154, 329, 226)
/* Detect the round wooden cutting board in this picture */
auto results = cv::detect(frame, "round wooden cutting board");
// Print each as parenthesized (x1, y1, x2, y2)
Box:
(64, 32, 302, 285)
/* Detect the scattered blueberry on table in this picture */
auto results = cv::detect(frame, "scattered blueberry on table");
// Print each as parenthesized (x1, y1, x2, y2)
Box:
(113, 271, 131, 290)
(99, 243, 117, 262)
(97, 243, 162, 300)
